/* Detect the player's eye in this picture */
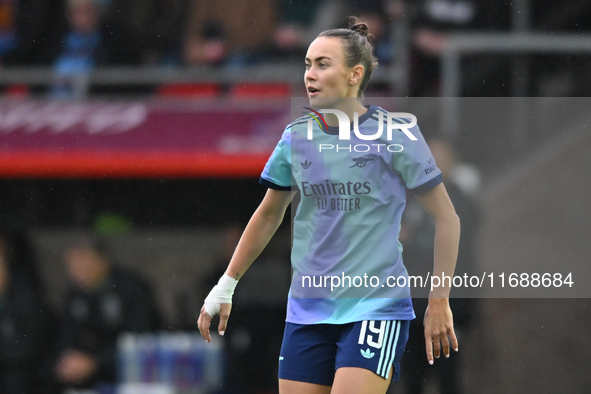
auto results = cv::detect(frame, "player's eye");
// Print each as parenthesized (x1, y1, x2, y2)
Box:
(319, 62, 327, 68)
(305, 63, 310, 70)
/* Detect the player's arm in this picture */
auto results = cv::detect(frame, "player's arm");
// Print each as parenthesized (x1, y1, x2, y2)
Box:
(415, 182, 461, 364)
(198, 188, 295, 342)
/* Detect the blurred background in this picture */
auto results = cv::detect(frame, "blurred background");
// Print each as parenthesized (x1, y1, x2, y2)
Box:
(0, 0, 590, 393)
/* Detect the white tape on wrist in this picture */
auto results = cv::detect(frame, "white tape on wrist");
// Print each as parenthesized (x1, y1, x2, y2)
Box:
(203, 274, 239, 317)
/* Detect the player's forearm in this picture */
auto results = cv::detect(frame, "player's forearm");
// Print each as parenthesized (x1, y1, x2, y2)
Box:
(429, 212, 461, 299)
(224, 204, 286, 280)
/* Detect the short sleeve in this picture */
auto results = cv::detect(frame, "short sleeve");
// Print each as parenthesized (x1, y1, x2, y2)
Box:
(392, 123, 442, 194)
(259, 128, 293, 190)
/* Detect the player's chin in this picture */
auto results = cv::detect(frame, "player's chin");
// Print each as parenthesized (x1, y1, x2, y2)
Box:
(307, 95, 322, 108)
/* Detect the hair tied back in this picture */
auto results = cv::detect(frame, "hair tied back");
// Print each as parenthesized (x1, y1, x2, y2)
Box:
(349, 17, 370, 39)
(318, 16, 378, 97)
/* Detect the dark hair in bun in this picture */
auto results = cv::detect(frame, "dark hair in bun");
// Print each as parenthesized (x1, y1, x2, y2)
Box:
(349, 20, 370, 38)
(318, 16, 379, 97)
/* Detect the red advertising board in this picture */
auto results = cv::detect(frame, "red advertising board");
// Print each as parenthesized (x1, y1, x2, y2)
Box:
(0, 99, 290, 178)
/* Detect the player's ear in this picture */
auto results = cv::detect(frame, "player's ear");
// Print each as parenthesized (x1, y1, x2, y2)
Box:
(349, 64, 364, 86)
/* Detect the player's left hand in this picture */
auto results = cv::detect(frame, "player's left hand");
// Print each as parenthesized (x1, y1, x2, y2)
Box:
(423, 298, 458, 365)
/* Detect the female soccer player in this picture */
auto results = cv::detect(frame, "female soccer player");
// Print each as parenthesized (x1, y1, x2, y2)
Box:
(198, 17, 460, 394)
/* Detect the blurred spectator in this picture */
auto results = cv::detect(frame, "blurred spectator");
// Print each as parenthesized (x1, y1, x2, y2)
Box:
(0, 234, 59, 394)
(51, 0, 147, 98)
(269, 0, 346, 61)
(0, 0, 61, 65)
(350, 0, 401, 66)
(51, 0, 105, 98)
(183, 0, 277, 67)
(399, 139, 480, 394)
(55, 233, 161, 389)
(409, 0, 511, 96)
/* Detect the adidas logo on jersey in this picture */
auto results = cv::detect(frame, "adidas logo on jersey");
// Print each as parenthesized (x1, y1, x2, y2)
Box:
(301, 159, 312, 169)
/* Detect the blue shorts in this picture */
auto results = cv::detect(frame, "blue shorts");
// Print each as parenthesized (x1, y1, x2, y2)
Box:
(278, 319, 410, 386)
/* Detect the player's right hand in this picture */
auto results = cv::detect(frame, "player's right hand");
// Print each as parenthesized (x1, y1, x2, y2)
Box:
(198, 274, 238, 343)
(198, 302, 232, 343)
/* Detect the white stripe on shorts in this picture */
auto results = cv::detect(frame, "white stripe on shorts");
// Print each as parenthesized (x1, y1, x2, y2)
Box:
(376, 320, 392, 375)
(378, 320, 398, 378)
(384, 321, 401, 379)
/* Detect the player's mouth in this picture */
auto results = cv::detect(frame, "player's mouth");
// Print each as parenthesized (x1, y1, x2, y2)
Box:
(307, 87, 320, 97)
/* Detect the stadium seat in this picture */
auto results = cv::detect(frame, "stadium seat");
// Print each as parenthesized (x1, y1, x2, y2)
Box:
(230, 82, 291, 98)
(156, 83, 221, 98)
(5, 84, 30, 97)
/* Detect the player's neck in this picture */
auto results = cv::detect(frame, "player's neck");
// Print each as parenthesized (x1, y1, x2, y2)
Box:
(324, 100, 368, 127)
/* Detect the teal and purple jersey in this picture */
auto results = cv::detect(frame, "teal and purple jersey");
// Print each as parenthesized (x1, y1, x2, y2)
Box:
(260, 105, 442, 324)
